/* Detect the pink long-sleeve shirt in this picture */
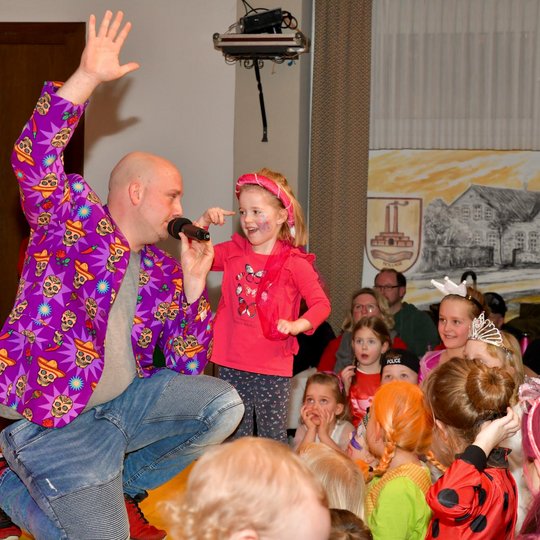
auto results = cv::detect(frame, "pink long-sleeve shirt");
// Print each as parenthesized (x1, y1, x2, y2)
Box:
(211, 234, 331, 376)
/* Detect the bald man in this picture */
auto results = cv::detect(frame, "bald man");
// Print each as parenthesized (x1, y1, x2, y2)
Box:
(0, 11, 243, 540)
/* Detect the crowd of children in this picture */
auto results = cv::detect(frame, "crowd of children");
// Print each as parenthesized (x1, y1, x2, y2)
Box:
(191, 169, 539, 540)
(3, 154, 539, 539)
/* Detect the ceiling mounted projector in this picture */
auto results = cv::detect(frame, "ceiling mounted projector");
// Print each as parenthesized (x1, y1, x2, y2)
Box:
(212, 7, 310, 142)
(213, 32, 308, 61)
(213, 7, 309, 62)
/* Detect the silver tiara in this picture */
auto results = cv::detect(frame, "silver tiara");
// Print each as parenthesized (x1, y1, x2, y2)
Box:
(468, 312, 503, 347)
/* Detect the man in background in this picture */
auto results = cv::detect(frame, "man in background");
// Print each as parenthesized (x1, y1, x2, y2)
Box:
(374, 268, 440, 357)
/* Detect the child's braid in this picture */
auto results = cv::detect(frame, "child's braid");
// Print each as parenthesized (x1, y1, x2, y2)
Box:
(372, 440, 397, 476)
(424, 450, 447, 473)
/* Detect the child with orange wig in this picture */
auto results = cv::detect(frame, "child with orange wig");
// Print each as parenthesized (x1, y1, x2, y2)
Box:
(364, 381, 433, 539)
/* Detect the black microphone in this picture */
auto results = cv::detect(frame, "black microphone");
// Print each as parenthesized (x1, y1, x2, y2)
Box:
(167, 217, 210, 242)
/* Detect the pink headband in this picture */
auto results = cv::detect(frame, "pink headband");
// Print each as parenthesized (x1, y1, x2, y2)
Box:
(235, 173, 295, 234)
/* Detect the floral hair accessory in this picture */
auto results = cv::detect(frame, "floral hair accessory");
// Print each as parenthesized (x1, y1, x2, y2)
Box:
(431, 276, 467, 297)
(468, 312, 503, 347)
(235, 173, 296, 237)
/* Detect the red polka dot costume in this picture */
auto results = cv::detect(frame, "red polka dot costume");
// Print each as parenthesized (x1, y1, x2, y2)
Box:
(426, 445, 517, 539)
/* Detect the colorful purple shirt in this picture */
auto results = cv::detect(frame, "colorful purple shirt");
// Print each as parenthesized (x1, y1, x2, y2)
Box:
(1, 82, 213, 428)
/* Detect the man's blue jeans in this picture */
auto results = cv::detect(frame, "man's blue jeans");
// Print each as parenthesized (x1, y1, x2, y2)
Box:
(0, 370, 244, 539)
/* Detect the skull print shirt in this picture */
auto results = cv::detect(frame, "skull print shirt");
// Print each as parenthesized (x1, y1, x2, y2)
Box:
(1, 82, 212, 428)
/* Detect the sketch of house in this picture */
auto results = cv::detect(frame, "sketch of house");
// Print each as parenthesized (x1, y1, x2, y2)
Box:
(422, 185, 540, 271)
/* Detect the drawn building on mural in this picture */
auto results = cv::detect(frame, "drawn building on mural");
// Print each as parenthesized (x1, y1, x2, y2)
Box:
(422, 184, 540, 271)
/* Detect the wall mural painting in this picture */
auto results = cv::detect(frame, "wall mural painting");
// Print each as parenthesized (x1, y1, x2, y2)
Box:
(364, 149, 540, 317)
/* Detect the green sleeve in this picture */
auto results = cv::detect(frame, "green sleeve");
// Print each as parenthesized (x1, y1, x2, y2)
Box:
(368, 477, 431, 540)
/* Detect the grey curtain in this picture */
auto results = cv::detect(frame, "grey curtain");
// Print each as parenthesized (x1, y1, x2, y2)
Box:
(309, 0, 373, 331)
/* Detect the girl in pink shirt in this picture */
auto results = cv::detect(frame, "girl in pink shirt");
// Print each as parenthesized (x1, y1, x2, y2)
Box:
(198, 169, 330, 442)
(419, 276, 488, 384)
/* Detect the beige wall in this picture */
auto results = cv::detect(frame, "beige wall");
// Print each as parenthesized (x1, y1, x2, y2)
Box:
(233, 0, 313, 220)
(3, 0, 312, 304)
(2, 0, 239, 298)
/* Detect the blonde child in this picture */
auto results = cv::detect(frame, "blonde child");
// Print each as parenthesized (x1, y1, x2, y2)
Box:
(298, 442, 366, 519)
(465, 312, 529, 530)
(364, 381, 433, 540)
(198, 169, 331, 442)
(293, 372, 354, 453)
(162, 437, 331, 540)
(419, 276, 487, 383)
(424, 357, 520, 539)
(340, 317, 391, 427)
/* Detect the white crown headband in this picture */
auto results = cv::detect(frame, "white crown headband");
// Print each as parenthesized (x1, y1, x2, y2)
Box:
(468, 312, 503, 347)
(431, 276, 483, 311)
(431, 276, 467, 296)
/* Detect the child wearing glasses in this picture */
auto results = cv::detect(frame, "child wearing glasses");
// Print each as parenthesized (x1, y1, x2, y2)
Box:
(293, 372, 354, 453)
(197, 169, 331, 442)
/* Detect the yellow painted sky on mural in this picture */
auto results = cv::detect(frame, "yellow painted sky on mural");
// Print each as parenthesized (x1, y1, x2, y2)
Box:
(369, 150, 540, 203)
(366, 149, 540, 313)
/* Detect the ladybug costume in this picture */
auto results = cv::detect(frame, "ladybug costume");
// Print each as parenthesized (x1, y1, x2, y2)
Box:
(426, 445, 517, 539)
